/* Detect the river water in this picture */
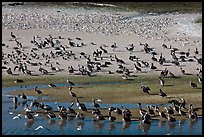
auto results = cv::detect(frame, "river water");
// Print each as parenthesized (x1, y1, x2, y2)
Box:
(2, 83, 202, 135)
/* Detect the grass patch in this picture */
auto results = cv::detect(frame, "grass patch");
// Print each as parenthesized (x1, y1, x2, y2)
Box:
(4, 75, 202, 106)
(194, 16, 202, 23)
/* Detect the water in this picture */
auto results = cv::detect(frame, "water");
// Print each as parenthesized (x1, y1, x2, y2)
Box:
(2, 83, 202, 135)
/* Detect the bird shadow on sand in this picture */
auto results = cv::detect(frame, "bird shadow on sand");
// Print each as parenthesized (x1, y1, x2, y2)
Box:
(164, 84, 174, 87)
(184, 73, 193, 75)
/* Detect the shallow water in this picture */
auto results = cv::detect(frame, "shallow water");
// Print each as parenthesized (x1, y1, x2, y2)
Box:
(2, 83, 202, 135)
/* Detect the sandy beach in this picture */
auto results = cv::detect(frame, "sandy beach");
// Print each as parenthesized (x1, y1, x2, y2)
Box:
(2, 2, 202, 77)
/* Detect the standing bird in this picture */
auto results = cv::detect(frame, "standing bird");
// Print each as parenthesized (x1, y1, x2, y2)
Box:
(194, 48, 199, 54)
(92, 98, 100, 109)
(76, 112, 85, 120)
(25, 111, 34, 120)
(190, 81, 197, 88)
(6, 68, 13, 75)
(157, 107, 167, 119)
(167, 114, 176, 122)
(179, 98, 186, 109)
(178, 105, 187, 116)
(159, 89, 167, 97)
(18, 93, 27, 100)
(34, 86, 43, 94)
(138, 103, 147, 118)
(164, 106, 174, 115)
(76, 97, 87, 112)
(47, 111, 56, 119)
(159, 77, 165, 86)
(69, 87, 77, 98)
(196, 74, 202, 83)
(67, 79, 75, 86)
(11, 32, 16, 39)
(108, 110, 116, 122)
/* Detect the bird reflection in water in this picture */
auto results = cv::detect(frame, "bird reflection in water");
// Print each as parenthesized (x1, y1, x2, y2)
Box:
(24, 119, 34, 128)
(178, 119, 186, 127)
(158, 120, 166, 128)
(167, 121, 176, 131)
(138, 122, 151, 135)
(58, 119, 67, 129)
(76, 121, 84, 131)
(93, 121, 104, 130)
(122, 122, 131, 130)
(109, 123, 116, 131)
(48, 119, 56, 126)
(108, 123, 116, 135)
(189, 118, 198, 128)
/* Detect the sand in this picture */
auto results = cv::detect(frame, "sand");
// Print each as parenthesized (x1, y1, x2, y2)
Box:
(2, 3, 202, 77)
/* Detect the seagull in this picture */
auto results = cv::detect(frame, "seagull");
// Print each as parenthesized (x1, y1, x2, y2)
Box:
(13, 114, 22, 120)
(34, 126, 44, 130)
